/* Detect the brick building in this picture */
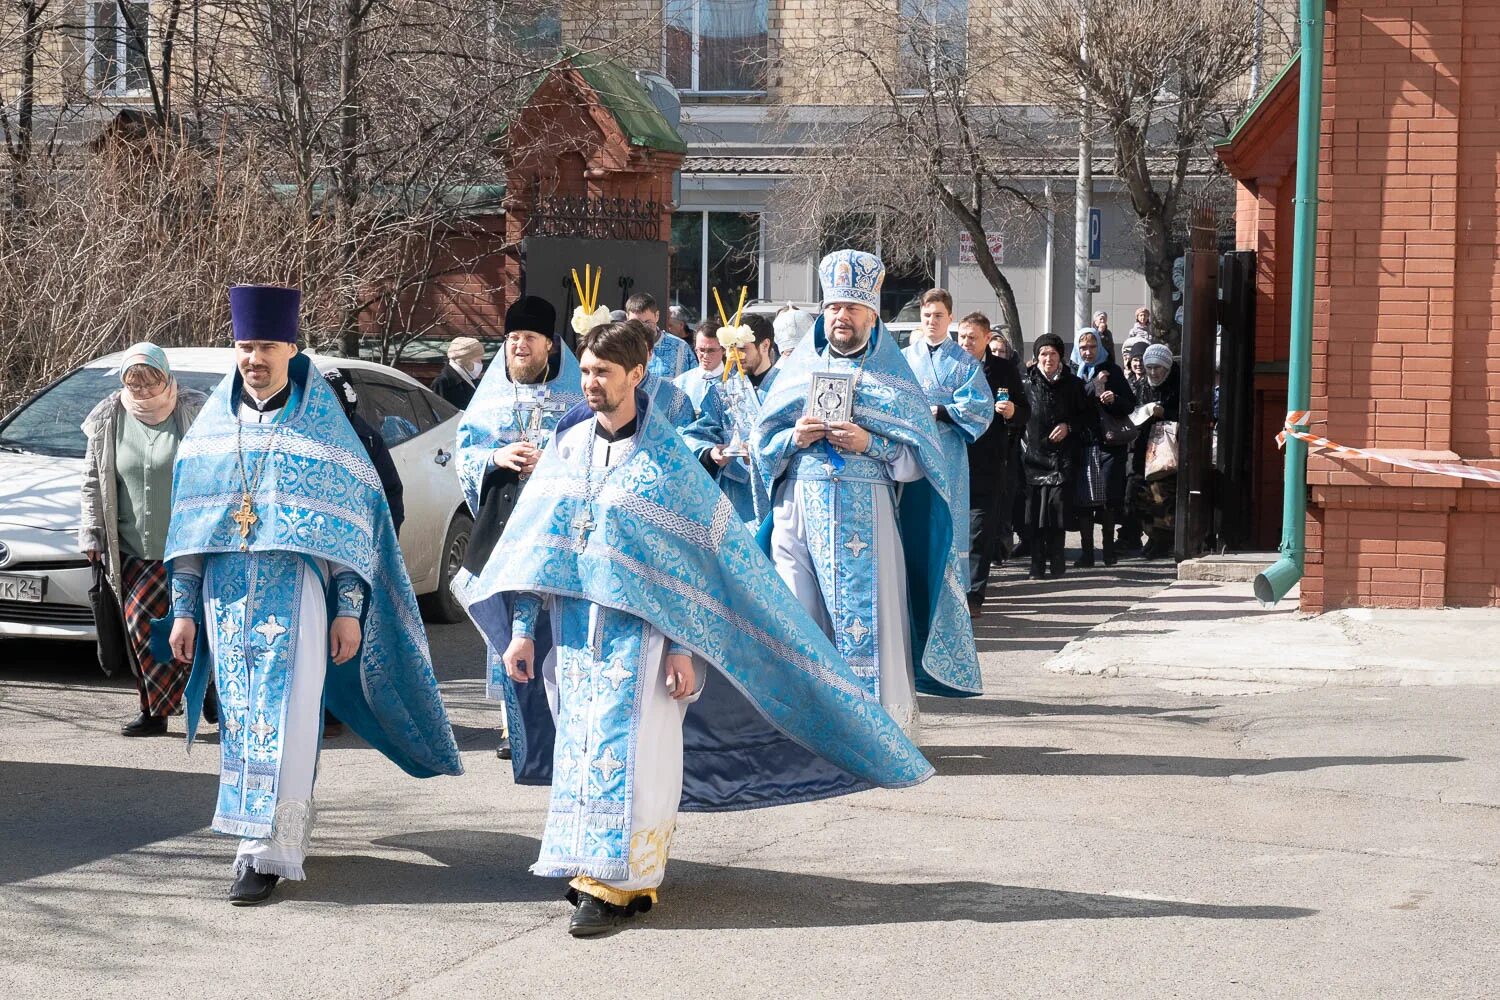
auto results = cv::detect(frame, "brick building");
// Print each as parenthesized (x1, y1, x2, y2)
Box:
(1218, 0, 1500, 612)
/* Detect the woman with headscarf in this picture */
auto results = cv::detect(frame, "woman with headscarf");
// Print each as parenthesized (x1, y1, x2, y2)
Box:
(1131, 344, 1181, 559)
(431, 336, 485, 409)
(1071, 328, 1136, 567)
(1117, 340, 1151, 552)
(79, 344, 207, 736)
(1019, 333, 1090, 579)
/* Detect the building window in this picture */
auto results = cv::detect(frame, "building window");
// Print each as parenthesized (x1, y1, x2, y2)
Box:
(670, 210, 762, 322)
(663, 0, 767, 94)
(898, 0, 967, 92)
(88, 1, 151, 96)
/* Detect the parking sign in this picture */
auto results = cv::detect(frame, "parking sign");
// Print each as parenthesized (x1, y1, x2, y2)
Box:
(1088, 208, 1102, 262)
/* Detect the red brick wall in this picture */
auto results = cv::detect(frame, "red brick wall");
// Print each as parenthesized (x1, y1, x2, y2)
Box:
(1299, 0, 1500, 612)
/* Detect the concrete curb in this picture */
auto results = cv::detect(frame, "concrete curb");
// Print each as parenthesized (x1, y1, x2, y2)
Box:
(1046, 580, 1500, 688)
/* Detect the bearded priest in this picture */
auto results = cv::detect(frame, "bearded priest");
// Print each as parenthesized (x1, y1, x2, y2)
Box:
(165, 285, 461, 906)
(453, 293, 584, 763)
(757, 251, 983, 738)
(460, 320, 931, 938)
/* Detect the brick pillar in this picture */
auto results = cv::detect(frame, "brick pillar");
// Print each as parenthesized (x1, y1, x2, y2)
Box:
(1304, 0, 1472, 611)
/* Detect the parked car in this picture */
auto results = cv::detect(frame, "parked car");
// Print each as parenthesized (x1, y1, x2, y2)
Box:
(0, 348, 473, 645)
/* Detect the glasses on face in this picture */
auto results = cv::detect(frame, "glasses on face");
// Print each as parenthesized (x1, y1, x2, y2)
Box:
(122, 375, 166, 397)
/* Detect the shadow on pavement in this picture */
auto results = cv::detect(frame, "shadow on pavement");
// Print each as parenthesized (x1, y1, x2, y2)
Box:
(0, 761, 214, 885)
(920, 697, 1217, 719)
(290, 828, 1316, 927)
(924, 746, 1464, 778)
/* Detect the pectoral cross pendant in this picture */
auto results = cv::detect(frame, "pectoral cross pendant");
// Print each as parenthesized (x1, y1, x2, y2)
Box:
(571, 507, 596, 547)
(232, 493, 259, 551)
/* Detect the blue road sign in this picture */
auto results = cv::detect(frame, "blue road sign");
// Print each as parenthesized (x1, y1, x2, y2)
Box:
(1088, 207, 1102, 262)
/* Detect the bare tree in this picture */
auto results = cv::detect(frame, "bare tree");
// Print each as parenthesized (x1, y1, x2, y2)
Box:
(1009, 0, 1261, 342)
(0, 0, 628, 409)
(766, 0, 1036, 346)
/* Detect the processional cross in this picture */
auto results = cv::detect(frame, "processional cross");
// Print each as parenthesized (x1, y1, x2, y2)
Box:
(570, 507, 596, 546)
(232, 494, 259, 550)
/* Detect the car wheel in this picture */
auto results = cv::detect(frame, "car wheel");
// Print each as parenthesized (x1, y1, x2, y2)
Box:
(418, 508, 472, 624)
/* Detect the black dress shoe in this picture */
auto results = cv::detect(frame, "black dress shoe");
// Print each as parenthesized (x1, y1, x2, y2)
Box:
(1074, 555, 1095, 569)
(202, 685, 220, 725)
(229, 868, 280, 906)
(122, 713, 167, 737)
(568, 892, 629, 937)
(496, 737, 512, 761)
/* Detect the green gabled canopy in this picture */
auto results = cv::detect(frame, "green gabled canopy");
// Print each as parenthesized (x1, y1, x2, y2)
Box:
(490, 48, 687, 155)
(1217, 52, 1301, 149)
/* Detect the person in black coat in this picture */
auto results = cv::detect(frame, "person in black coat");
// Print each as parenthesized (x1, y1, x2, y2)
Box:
(1071, 328, 1136, 567)
(321, 366, 406, 740)
(957, 313, 1029, 612)
(1132, 344, 1182, 559)
(430, 337, 484, 409)
(1019, 333, 1090, 579)
(323, 368, 405, 534)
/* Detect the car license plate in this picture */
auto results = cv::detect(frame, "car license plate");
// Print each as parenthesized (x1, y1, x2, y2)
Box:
(0, 573, 44, 603)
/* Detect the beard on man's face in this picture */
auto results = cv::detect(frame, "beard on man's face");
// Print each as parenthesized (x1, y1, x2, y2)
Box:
(827, 313, 872, 352)
(507, 351, 549, 384)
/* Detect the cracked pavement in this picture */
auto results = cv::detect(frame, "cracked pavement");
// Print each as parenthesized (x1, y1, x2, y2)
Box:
(3, 558, 1498, 999)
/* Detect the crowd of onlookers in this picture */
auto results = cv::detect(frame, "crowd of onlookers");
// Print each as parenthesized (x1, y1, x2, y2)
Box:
(965, 306, 1181, 593)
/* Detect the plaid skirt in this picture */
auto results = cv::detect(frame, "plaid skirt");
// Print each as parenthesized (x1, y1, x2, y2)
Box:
(120, 555, 188, 717)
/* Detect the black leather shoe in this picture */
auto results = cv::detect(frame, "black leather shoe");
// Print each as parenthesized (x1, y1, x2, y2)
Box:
(202, 685, 220, 725)
(496, 737, 512, 760)
(122, 713, 167, 737)
(229, 868, 280, 906)
(1074, 555, 1095, 569)
(568, 893, 628, 937)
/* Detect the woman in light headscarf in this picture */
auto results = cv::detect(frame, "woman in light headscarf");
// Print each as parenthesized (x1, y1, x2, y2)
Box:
(80, 343, 207, 736)
(1070, 329, 1136, 567)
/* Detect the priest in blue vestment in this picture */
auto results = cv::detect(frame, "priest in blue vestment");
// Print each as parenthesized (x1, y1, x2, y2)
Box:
(900, 288, 994, 595)
(166, 285, 461, 906)
(454, 294, 584, 760)
(460, 320, 931, 937)
(673, 322, 725, 417)
(682, 313, 780, 525)
(628, 291, 694, 381)
(757, 250, 983, 738)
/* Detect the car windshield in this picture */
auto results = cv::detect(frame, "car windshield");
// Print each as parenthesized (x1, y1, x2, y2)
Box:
(0, 367, 226, 458)
(892, 298, 922, 323)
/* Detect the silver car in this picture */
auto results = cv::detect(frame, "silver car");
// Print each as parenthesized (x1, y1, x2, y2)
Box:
(0, 349, 474, 644)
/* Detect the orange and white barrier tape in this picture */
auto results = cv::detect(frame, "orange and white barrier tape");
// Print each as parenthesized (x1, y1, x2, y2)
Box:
(1278, 410, 1500, 485)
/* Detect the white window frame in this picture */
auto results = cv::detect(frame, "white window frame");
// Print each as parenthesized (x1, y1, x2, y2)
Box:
(85, 0, 152, 98)
(897, 0, 968, 96)
(662, 0, 768, 96)
(679, 208, 765, 320)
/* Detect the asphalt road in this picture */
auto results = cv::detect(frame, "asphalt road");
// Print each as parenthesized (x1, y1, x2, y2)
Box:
(3, 558, 1497, 999)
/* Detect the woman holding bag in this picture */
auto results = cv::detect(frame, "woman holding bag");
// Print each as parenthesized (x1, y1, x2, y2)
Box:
(1071, 329, 1136, 567)
(79, 344, 206, 736)
(1132, 344, 1182, 560)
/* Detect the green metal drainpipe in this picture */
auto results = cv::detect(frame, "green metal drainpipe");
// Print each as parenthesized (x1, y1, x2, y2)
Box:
(1255, 0, 1327, 607)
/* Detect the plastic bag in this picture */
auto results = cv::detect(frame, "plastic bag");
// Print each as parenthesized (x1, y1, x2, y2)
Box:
(1144, 420, 1179, 481)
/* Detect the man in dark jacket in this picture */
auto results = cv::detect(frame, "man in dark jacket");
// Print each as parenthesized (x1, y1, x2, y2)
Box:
(1019, 333, 1089, 579)
(322, 368, 405, 534)
(957, 312, 1029, 614)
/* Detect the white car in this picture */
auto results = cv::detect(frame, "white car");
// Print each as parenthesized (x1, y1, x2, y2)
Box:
(0, 348, 474, 644)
